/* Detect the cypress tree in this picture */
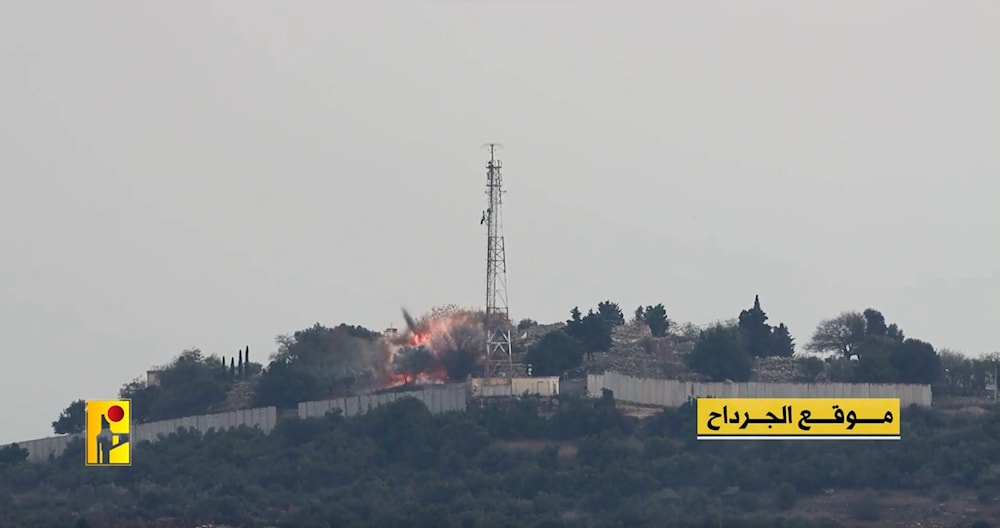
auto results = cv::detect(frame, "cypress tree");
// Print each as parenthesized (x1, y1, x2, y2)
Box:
(738, 294, 771, 357)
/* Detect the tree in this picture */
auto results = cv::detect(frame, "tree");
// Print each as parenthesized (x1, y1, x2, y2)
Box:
(805, 312, 866, 357)
(565, 307, 613, 357)
(886, 323, 905, 341)
(52, 399, 86, 435)
(848, 334, 942, 384)
(0, 443, 27, 466)
(393, 347, 435, 383)
(524, 330, 585, 376)
(642, 304, 669, 337)
(584, 310, 614, 356)
(254, 323, 388, 407)
(633, 306, 644, 323)
(770, 323, 795, 357)
(334, 323, 380, 340)
(567, 307, 583, 335)
(738, 295, 771, 357)
(862, 308, 905, 342)
(122, 349, 232, 422)
(890, 339, 941, 384)
(854, 337, 900, 382)
(807, 309, 936, 383)
(737, 295, 794, 357)
(937, 348, 973, 395)
(251, 359, 319, 408)
(797, 356, 824, 381)
(863, 309, 887, 337)
(597, 301, 625, 327)
(685, 323, 753, 381)
(440, 346, 478, 381)
(516, 319, 537, 331)
(438, 323, 481, 380)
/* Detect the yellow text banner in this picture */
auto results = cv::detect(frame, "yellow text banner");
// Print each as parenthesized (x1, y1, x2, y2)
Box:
(696, 398, 900, 440)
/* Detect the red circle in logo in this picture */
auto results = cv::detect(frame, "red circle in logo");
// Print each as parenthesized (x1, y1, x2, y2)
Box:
(107, 405, 125, 422)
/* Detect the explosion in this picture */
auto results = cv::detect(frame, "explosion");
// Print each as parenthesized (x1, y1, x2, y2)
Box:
(265, 308, 491, 398)
(381, 305, 485, 389)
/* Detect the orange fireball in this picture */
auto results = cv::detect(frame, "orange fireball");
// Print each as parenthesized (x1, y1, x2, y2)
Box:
(380, 307, 485, 389)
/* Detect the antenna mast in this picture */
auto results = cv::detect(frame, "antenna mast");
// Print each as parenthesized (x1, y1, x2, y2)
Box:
(482, 143, 513, 379)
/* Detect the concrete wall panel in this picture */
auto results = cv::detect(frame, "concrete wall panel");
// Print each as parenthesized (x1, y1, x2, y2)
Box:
(590, 371, 932, 408)
(17, 435, 77, 462)
(437, 390, 449, 413)
(345, 396, 361, 417)
(587, 374, 604, 396)
(426, 390, 437, 412)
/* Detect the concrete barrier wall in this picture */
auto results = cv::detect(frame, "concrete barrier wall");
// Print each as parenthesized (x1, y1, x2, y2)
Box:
(13, 406, 278, 462)
(588, 371, 933, 407)
(470, 377, 513, 397)
(471, 377, 561, 398)
(479, 384, 513, 398)
(298, 386, 468, 419)
(587, 373, 604, 397)
(16, 388, 470, 463)
(15, 434, 82, 462)
(511, 377, 560, 397)
(132, 406, 278, 443)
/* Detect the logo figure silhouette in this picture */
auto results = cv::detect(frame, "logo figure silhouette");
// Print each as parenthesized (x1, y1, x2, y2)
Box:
(94, 405, 129, 465)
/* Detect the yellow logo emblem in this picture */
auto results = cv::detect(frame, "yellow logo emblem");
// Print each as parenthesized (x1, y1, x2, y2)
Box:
(85, 400, 132, 465)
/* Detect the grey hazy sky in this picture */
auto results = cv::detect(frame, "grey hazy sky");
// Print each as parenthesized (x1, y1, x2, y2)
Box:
(2, 1, 998, 443)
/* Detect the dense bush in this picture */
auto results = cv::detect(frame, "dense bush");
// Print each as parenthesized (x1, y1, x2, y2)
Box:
(119, 349, 243, 423)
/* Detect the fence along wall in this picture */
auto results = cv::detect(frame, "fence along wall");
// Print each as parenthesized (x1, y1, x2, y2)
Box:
(298, 386, 467, 419)
(14, 406, 279, 463)
(588, 371, 933, 408)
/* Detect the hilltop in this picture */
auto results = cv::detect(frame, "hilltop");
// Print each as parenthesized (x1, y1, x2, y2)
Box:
(47, 298, 999, 439)
(14, 298, 1000, 528)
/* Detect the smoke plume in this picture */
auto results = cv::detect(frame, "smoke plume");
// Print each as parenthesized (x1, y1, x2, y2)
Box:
(270, 307, 487, 392)
(382, 305, 486, 387)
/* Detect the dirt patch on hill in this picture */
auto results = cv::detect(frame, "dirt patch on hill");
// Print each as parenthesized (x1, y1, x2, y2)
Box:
(498, 440, 578, 460)
(789, 489, 999, 527)
(944, 405, 990, 416)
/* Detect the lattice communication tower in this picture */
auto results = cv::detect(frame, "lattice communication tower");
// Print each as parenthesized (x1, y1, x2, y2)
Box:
(482, 143, 513, 379)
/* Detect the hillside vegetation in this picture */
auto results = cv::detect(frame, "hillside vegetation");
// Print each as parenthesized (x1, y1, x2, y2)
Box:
(3, 395, 1000, 528)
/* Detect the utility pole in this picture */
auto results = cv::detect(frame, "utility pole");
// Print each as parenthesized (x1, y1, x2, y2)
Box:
(482, 143, 513, 379)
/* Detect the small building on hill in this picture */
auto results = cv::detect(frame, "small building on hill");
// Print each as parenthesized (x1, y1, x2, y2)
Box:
(146, 370, 164, 387)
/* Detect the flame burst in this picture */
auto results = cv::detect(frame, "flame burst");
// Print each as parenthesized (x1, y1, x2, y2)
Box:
(381, 306, 484, 389)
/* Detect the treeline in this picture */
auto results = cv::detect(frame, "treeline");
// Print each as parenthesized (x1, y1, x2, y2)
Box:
(49, 297, 998, 434)
(686, 303, 946, 385)
(523, 300, 670, 375)
(6, 395, 1000, 528)
(522, 296, 991, 391)
(522, 296, 797, 379)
